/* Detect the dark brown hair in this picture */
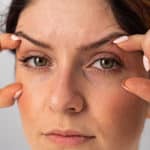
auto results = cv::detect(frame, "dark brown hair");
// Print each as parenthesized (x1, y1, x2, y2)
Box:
(4, 0, 150, 35)
(108, 0, 150, 34)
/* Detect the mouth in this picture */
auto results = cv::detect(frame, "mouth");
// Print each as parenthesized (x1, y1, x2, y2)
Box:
(42, 129, 96, 146)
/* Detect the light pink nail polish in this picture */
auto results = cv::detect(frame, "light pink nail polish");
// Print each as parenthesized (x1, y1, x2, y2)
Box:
(121, 79, 130, 91)
(11, 34, 20, 41)
(143, 55, 150, 72)
(14, 90, 22, 100)
(113, 36, 129, 44)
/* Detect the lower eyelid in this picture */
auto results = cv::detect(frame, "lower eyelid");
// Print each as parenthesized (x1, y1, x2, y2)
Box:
(18, 55, 52, 69)
(18, 61, 52, 73)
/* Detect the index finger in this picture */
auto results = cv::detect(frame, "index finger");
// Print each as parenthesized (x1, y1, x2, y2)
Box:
(0, 33, 21, 50)
(113, 34, 144, 52)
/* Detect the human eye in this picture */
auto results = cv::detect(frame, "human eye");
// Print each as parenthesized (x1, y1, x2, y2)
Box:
(88, 53, 123, 73)
(18, 55, 53, 72)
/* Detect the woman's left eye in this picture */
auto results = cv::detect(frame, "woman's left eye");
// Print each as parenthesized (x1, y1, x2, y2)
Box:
(92, 57, 121, 70)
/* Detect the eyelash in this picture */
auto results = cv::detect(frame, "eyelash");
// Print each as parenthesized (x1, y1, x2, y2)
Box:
(18, 54, 123, 73)
(18, 55, 53, 72)
(89, 56, 123, 73)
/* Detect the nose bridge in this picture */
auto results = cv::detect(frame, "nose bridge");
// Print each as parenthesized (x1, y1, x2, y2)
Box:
(53, 48, 79, 98)
(49, 64, 85, 113)
(54, 69, 74, 99)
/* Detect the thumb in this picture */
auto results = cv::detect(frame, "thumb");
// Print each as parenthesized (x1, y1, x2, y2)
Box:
(122, 77, 150, 102)
(0, 83, 22, 108)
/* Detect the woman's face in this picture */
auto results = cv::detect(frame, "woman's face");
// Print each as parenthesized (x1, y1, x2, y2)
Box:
(15, 0, 149, 150)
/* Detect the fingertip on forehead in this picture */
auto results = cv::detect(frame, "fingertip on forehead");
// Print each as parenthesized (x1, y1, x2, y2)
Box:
(0, 33, 21, 50)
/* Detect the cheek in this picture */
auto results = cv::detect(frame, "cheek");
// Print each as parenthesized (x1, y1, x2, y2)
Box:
(16, 73, 50, 133)
(88, 82, 148, 140)
(17, 80, 48, 149)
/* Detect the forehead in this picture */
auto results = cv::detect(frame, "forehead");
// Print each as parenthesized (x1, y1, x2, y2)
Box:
(16, 0, 122, 47)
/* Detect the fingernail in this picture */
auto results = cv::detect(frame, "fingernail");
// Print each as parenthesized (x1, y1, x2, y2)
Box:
(113, 36, 129, 44)
(143, 55, 150, 72)
(14, 90, 22, 100)
(11, 34, 20, 41)
(121, 79, 130, 91)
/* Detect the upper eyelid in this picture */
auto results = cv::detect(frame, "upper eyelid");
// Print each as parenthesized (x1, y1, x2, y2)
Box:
(18, 49, 125, 69)
(19, 49, 123, 59)
(20, 55, 49, 61)
(91, 51, 123, 62)
(17, 49, 50, 58)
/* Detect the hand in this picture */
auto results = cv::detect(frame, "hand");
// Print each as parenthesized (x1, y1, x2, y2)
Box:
(113, 30, 150, 104)
(0, 33, 22, 108)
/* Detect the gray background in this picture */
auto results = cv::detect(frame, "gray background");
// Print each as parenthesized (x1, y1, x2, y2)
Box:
(0, 0, 149, 149)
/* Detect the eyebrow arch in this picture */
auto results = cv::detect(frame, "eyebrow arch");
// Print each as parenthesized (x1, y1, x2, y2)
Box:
(15, 31, 127, 51)
(78, 32, 127, 51)
(15, 31, 50, 49)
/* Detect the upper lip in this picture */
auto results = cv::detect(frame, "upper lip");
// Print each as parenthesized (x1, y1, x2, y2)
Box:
(43, 129, 96, 138)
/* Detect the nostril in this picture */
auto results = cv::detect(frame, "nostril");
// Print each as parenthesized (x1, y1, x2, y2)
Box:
(66, 95, 86, 113)
(49, 90, 86, 113)
(68, 107, 76, 112)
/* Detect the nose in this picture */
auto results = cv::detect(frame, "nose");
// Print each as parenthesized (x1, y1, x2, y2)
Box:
(49, 71, 86, 114)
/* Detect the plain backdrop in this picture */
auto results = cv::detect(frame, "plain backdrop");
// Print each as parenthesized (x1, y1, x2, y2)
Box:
(0, 0, 150, 150)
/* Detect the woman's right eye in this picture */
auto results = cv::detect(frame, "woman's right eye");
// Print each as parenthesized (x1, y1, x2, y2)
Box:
(19, 56, 51, 70)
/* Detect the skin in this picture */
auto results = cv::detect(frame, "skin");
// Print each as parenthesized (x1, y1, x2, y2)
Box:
(0, 0, 150, 150)
(0, 34, 22, 107)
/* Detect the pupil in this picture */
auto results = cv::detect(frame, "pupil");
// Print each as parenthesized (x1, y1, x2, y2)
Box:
(101, 59, 113, 68)
(35, 57, 46, 66)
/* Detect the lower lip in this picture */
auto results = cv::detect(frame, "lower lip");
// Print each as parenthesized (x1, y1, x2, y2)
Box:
(45, 134, 94, 146)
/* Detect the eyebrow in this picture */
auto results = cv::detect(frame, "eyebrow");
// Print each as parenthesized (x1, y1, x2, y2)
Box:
(78, 32, 127, 51)
(15, 31, 127, 50)
(15, 31, 50, 49)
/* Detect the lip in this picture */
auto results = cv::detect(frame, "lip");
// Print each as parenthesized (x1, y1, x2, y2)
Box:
(43, 129, 96, 146)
